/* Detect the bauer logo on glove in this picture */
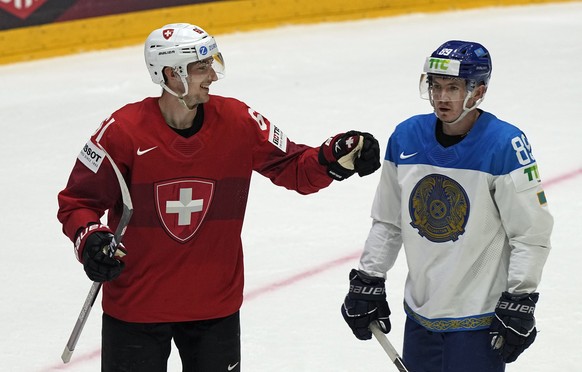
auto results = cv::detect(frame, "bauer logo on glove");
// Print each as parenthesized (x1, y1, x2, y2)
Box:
(75, 223, 127, 282)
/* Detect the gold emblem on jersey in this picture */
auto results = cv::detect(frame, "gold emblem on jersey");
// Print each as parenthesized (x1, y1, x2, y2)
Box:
(409, 174, 469, 243)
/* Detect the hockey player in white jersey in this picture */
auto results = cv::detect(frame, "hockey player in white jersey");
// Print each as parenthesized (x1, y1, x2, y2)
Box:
(341, 40, 553, 371)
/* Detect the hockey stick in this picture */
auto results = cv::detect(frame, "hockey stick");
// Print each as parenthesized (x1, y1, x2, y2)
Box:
(369, 321, 409, 372)
(61, 143, 133, 364)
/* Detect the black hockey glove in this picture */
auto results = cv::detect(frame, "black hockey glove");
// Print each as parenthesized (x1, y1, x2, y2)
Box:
(75, 223, 126, 282)
(490, 292, 539, 363)
(341, 269, 391, 340)
(319, 131, 381, 181)
(354, 132, 381, 177)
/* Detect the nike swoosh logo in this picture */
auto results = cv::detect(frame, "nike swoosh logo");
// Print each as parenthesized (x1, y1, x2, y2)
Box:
(227, 362, 239, 371)
(137, 146, 158, 156)
(399, 151, 418, 160)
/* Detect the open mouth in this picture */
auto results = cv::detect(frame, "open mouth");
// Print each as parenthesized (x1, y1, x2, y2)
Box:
(437, 105, 452, 114)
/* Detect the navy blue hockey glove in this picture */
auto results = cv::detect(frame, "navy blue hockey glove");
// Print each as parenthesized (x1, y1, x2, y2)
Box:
(341, 269, 391, 340)
(319, 131, 380, 181)
(75, 223, 126, 282)
(490, 292, 538, 363)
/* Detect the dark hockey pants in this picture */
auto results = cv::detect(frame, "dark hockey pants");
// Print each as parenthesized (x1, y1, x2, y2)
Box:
(101, 311, 240, 372)
(402, 316, 505, 372)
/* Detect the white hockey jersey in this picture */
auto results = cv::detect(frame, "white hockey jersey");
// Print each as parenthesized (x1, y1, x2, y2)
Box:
(359, 111, 553, 332)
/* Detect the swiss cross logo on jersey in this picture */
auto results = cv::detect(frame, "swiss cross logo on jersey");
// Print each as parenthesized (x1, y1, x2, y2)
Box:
(162, 28, 174, 40)
(0, 0, 47, 19)
(155, 179, 215, 243)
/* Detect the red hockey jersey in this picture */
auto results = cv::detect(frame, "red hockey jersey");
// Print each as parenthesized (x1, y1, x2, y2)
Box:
(58, 96, 332, 322)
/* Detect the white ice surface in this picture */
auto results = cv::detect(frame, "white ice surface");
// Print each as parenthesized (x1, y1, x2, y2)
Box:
(1, 2, 581, 371)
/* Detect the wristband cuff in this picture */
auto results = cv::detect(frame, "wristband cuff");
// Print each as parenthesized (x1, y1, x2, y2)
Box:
(74, 223, 112, 263)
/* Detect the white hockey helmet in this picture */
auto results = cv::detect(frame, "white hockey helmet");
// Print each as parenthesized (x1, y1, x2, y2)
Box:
(144, 23, 225, 96)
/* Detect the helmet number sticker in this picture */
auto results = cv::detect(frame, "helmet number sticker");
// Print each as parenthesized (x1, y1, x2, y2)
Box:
(437, 48, 453, 56)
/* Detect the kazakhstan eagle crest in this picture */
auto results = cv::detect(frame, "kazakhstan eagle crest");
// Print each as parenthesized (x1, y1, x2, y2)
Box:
(409, 174, 469, 243)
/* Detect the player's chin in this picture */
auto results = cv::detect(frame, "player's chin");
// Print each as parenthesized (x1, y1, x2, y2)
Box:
(197, 90, 211, 102)
(435, 109, 448, 119)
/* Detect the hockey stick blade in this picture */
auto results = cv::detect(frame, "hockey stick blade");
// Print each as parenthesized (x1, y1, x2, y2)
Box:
(370, 321, 409, 372)
(61, 143, 133, 363)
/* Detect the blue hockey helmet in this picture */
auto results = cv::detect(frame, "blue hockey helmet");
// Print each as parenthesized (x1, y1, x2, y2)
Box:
(420, 40, 492, 125)
(423, 40, 492, 89)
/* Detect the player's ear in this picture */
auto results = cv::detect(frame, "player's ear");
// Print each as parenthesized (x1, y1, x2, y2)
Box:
(162, 66, 176, 83)
(473, 84, 487, 100)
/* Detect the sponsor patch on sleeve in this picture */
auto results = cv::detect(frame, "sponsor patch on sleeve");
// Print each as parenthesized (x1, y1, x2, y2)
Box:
(510, 163, 541, 192)
(268, 124, 287, 153)
(78, 140, 105, 173)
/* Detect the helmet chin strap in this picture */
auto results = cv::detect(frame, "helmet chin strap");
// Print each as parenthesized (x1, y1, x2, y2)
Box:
(160, 75, 198, 111)
(439, 91, 484, 126)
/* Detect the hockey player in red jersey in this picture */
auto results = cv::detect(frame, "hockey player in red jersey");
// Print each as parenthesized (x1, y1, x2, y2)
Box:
(57, 23, 381, 371)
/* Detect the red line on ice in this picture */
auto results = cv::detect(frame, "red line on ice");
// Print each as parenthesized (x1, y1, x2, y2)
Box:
(543, 167, 582, 187)
(244, 250, 361, 301)
(43, 349, 100, 371)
